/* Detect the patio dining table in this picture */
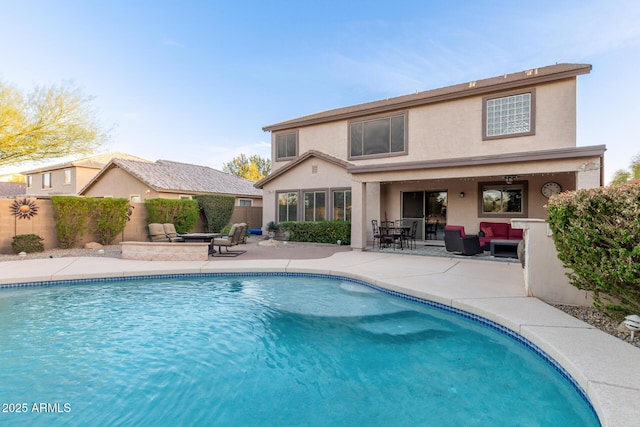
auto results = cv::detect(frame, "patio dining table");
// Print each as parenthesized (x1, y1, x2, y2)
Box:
(379, 223, 411, 249)
(178, 233, 221, 255)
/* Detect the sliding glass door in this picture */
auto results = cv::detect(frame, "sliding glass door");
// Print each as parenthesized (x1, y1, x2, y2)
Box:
(402, 190, 448, 241)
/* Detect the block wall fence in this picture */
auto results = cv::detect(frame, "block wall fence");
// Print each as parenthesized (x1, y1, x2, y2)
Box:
(0, 198, 262, 254)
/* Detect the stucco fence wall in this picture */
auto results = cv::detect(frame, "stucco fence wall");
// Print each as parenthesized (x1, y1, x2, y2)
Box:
(0, 199, 262, 254)
(512, 218, 593, 307)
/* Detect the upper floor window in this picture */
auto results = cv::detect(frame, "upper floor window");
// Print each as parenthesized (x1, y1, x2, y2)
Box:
(276, 131, 298, 161)
(483, 90, 535, 139)
(42, 173, 52, 189)
(64, 169, 71, 185)
(349, 113, 406, 159)
(26, 175, 33, 188)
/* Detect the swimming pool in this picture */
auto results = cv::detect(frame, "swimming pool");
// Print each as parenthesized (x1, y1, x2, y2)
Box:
(0, 273, 599, 426)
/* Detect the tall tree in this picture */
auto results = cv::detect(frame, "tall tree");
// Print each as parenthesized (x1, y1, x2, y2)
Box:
(611, 153, 640, 185)
(0, 80, 108, 168)
(223, 153, 271, 181)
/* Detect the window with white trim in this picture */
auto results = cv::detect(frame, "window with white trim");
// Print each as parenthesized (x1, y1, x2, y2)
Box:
(303, 191, 326, 221)
(333, 190, 351, 221)
(42, 173, 51, 189)
(484, 91, 534, 139)
(276, 131, 297, 160)
(64, 169, 71, 185)
(349, 113, 406, 158)
(238, 199, 252, 206)
(130, 195, 141, 202)
(26, 175, 32, 188)
(277, 191, 298, 222)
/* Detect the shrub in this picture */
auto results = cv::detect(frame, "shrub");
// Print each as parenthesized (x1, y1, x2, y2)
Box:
(281, 221, 351, 245)
(547, 182, 640, 319)
(52, 196, 91, 249)
(145, 198, 199, 233)
(194, 195, 235, 232)
(92, 198, 131, 244)
(11, 234, 44, 254)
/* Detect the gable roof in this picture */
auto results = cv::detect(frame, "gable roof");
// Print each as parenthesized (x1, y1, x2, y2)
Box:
(81, 159, 263, 197)
(254, 150, 353, 188)
(21, 152, 149, 174)
(0, 182, 26, 197)
(263, 63, 592, 132)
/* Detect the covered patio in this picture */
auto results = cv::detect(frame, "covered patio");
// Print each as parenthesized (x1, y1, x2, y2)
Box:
(348, 145, 606, 250)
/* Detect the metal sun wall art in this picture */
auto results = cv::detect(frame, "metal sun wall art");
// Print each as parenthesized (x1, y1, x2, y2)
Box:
(10, 198, 39, 220)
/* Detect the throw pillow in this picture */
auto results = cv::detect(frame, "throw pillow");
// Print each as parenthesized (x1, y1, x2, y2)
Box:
(481, 226, 494, 237)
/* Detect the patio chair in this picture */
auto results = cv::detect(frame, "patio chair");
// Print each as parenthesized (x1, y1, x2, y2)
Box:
(379, 220, 397, 249)
(444, 225, 483, 255)
(148, 223, 170, 242)
(372, 220, 383, 249)
(212, 224, 246, 257)
(402, 220, 418, 250)
(163, 223, 185, 242)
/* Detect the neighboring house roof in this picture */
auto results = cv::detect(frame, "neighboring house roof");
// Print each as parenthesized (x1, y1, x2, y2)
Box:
(263, 63, 592, 132)
(255, 150, 354, 188)
(81, 159, 263, 197)
(21, 152, 150, 174)
(0, 182, 26, 197)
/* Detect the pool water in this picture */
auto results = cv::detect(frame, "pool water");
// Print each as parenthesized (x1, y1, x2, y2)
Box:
(0, 275, 599, 426)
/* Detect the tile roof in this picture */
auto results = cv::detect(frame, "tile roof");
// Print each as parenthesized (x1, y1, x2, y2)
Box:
(0, 182, 26, 197)
(255, 150, 353, 188)
(21, 152, 149, 173)
(84, 159, 262, 197)
(263, 63, 592, 132)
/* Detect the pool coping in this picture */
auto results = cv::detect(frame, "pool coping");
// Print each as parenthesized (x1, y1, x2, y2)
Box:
(1, 251, 638, 426)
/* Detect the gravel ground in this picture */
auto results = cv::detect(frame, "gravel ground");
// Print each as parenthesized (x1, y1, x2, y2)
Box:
(553, 304, 639, 348)
(1, 245, 638, 348)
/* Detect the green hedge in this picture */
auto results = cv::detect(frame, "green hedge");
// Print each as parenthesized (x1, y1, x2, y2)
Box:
(52, 197, 132, 247)
(145, 198, 199, 233)
(194, 195, 235, 232)
(547, 182, 640, 319)
(92, 198, 131, 244)
(52, 196, 92, 248)
(280, 221, 351, 245)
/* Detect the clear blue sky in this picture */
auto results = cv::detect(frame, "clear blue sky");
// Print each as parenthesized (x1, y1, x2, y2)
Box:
(1, 0, 638, 182)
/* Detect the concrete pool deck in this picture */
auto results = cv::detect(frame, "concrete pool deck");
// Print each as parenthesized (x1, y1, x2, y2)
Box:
(1, 251, 638, 426)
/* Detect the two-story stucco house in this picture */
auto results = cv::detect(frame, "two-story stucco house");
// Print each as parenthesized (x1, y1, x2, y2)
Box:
(256, 63, 606, 251)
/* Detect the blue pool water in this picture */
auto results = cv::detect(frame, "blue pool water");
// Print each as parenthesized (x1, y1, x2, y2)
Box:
(0, 274, 599, 426)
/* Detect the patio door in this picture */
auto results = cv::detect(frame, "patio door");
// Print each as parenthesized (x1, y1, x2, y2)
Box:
(402, 190, 448, 240)
(425, 191, 447, 240)
(401, 191, 425, 240)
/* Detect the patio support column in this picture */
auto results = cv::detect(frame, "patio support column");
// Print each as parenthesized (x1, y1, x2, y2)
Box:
(350, 180, 366, 251)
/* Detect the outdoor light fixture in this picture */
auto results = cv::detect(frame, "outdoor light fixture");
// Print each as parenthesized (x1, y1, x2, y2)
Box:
(503, 175, 519, 185)
(459, 192, 465, 198)
(624, 314, 640, 341)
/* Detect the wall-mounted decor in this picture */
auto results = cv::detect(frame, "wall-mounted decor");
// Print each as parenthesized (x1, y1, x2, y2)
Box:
(10, 198, 39, 220)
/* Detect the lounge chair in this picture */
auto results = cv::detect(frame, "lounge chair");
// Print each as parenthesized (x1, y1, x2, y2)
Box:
(162, 223, 185, 242)
(212, 224, 246, 257)
(444, 225, 483, 255)
(148, 223, 170, 242)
